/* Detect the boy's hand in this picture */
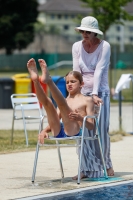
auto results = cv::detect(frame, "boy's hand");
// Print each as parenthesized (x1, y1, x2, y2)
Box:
(68, 109, 82, 122)
(38, 130, 49, 144)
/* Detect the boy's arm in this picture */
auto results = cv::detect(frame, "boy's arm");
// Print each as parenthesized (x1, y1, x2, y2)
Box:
(38, 125, 51, 144)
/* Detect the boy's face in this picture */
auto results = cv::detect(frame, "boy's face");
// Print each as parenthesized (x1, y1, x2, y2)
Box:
(65, 74, 83, 94)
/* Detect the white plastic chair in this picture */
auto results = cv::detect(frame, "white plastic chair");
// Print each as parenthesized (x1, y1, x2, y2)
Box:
(31, 103, 108, 184)
(10, 93, 46, 146)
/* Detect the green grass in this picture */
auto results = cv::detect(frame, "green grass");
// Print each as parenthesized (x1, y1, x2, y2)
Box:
(0, 129, 130, 154)
(0, 129, 75, 154)
(109, 129, 130, 142)
(0, 130, 37, 154)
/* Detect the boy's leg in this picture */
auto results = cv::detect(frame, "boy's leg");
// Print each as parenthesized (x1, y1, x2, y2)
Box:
(27, 58, 61, 136)
(38, 59, 80, 136)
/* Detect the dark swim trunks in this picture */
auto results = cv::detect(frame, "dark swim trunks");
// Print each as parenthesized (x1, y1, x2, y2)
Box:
(55, 123, 82, 138)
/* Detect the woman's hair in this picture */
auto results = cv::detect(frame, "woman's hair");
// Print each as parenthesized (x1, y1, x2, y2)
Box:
(65, 71, 83, 83)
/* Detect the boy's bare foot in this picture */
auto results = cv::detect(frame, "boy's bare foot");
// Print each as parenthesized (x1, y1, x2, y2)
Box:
(107, 167, 114, 176)
(72, 172, 87, 180)
(38, 59, 51, 84)
(27, 58, 39, 82)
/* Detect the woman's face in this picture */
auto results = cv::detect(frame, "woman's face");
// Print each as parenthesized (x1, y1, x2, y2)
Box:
(79, 30, 96, 41)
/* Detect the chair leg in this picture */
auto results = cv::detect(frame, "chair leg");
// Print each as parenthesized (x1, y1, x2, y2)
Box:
(21, 106, 28, 146)
(97, 137, 108, 178)
(32, 142, 40, 183)
(11, 110, 15, 145)
(77, 117, 86, 184)
(23, 124, 28, 146)
(56, 140, 64, 178)
(32, 116, 44, 183)
(95, 118, 108, 179)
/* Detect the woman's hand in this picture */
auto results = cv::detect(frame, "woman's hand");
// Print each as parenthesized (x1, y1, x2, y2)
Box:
(92, 95, 103, 106)
(38, 130, 49, 144)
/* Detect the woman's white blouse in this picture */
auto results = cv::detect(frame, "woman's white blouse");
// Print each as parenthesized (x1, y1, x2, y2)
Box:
(72, 40, 110, 95)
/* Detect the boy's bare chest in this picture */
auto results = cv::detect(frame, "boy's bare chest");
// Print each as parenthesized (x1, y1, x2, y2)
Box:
(67, 98, 86, 113)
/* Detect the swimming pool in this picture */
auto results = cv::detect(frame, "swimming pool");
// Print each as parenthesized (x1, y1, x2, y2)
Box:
(18, 180, 133, 200)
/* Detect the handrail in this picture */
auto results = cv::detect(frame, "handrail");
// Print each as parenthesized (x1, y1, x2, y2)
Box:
(48, 61, 72, 70)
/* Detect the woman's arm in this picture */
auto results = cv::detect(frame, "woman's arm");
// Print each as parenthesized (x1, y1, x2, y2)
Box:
(92, 42, 111, 96)
(72, 42, 81, 72)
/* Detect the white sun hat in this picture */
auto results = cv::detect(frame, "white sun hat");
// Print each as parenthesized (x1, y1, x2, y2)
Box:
(75, 16, 103, 35)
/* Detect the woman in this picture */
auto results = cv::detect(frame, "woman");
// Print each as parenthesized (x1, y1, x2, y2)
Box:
(72, 16, 114, 179)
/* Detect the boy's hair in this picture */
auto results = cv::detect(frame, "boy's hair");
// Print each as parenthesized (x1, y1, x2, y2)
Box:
(65, 71, 83, 83)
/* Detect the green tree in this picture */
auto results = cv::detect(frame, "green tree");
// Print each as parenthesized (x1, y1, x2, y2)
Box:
(80, 0, 133, 38)
(0, 0, 38, 54)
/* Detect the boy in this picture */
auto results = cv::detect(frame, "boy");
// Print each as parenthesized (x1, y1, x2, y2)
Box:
(27, 58, 94, 144)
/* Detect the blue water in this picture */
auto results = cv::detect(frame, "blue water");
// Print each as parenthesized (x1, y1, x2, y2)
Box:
(39, 182, 133, 200)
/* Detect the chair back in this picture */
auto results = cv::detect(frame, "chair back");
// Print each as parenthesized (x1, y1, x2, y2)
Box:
(98, 103, 102, 123)
(11, 93, 42, 114)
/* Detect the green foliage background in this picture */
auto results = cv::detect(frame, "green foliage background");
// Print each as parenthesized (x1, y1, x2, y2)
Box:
(80, 0, 133, 37)
(0, 0, 39, 54)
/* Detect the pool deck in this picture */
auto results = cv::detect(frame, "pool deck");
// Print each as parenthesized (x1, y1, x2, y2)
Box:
(1, 136, 133, 200)
(1, 104, 133, 200)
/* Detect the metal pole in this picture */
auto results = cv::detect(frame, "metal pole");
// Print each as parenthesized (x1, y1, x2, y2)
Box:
(77, 116, 87, 184)
(132, 79, 133, 134)
(113, 45, 117, 88)
(120, 7, 125, 53)
(118, 91, 122, 130)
